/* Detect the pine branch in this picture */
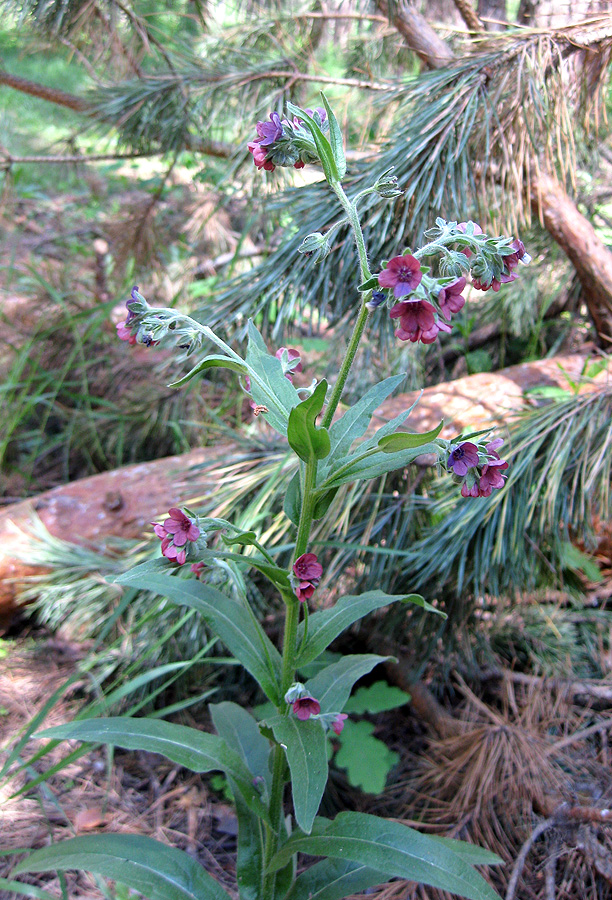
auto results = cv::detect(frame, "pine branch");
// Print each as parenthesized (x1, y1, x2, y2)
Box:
(0, 69, 89, 112)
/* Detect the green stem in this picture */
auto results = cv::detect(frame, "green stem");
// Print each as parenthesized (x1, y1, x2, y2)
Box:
(262, 743, 288, 899)
(293, 457, 318, 563)
(321, 301, 370, 430)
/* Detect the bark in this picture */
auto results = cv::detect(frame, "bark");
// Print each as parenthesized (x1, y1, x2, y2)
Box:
(376, 0, 455, 69)
(532, 171, 612, 343)
(381, 2, 612, 345)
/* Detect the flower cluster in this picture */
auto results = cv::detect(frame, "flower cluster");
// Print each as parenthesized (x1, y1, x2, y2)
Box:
(378, 254, 457, 345)
(292, 552, 322, 603)
(152, 507, 203, 565)
(247, 108, 328, 172)
(116, 286, 159, 347)
(446, 438, 509, 498)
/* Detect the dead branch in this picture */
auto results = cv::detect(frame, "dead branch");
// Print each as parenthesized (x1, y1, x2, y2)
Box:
(0, 70, 90, 112)
(506, 819, 555, 900)
(375, 0, 456, 69)
(483, 667, 612, 704)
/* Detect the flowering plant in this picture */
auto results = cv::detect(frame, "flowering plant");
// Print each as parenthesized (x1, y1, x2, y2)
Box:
(14, 97, 529, 900)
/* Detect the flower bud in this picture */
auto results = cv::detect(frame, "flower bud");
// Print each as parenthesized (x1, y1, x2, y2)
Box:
(374, 167, 403, 199)
(298, 232, 331, 263)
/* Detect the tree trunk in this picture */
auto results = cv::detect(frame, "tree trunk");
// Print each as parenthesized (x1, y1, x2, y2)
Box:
(532, 171, 612, 343)
(380, 0, 612, 345)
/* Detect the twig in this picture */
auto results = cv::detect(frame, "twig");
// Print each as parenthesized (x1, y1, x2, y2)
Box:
(544, 835, 558, 900)
(506, 819, 554, 900)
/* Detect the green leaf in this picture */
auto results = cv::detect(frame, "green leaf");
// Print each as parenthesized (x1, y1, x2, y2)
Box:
(296, 590, 441, 667)
(286, 101, 338, 184)
(245, 321, 300, 436)
(358, 276, 380, 291)
(116, 566, 282, 704)
(196, 547, 290, 590)
(318, 442, 441, 489)
(38, 717, 270, 825)
(320, 92, 346, 180)
(287, 380, 330, 463)
(427, 837, 503, 867)
(378, 420, 444, 452)
(0, 878, 58, 900)
(284, 469, 302, 526)
(344, 681, 411, 714)
(312, 486, 339, 521)
(267, 812, 502, 900)
(284, 858, 385, 900)
(334, 720, 399, 793)
(265, 716, 328, 834)
(169, 355, 247, 388)
(305, 654, 389, 713)
(559, 541, 603, 583)
(229, 781, 265, 900)
(209, 702, 272, 792)
(13, 834, 232, 900)
(326, 375, 406, 466)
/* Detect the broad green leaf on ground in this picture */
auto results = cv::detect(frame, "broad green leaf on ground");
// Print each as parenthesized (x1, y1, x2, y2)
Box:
(116, 566, 282, 704)
(209, 702, 272, 791)
(344, 681, 411, 714)
(245, 321, 300, 435)
(13, 834, 231, 900)
(284, 858, 385, 900)
(268, 813, 501, 900)
(287, 380, 330, 463)
(264, 715, 327, 835)
(333, 720, 399, 793)
(296, 591, 440, 667)
(326, 375, 407, 465)
(305, 654, 389, 713)
(39, 717, 270, 825)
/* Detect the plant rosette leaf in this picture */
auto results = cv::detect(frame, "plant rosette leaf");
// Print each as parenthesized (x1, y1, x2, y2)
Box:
(296, 591, 442, 667)
(38, 717, 271, 826)
(264, 715, 328, 835)
(287, 380, 331, 463)
(116, 566, 282, 705)
(268, 812, 502, 900)
(13, 833, 232, 900)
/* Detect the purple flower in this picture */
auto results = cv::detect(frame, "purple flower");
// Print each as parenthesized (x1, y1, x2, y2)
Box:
(447, 442, 479, 477)
(472, 271, 518, 293)
(255, 112, 283, 147)
(437, 277, 466, 320)
(332, 713, 348, 735)
(366, 290, 387, 311)
(293, 552, 322, 603)
(459, 438, 509, 498)
(116, 321, 137, 345)
(378, 255, 423, 299)
(153, 507, 201, 565)
(292, 695, 321, 721)
(390, 299, 448, 344)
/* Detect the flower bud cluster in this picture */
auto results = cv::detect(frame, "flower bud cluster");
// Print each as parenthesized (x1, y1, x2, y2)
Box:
(373, 167, 403, 199)
(442, 436, 509, 498)
(247, 108, 328, 172)
(283, 683, 347, 734)
(152, 507, 207, 565)
(116, 286, 205, 356)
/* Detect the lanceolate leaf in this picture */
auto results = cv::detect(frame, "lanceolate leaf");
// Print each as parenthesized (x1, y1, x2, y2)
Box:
(228, 782, 265, 900)
(245, 321, 300, 436)
(13, 834, 231, 900)
(296, 591, 440, 667)
(196, 547, 290, 590)
(286, 102, 338, 184)
(268, 813, 501, 900)
(304, 654, 389, 713)
(265, 716, 327, 835)
(116, 566, 282, 704)
(378, 420, 444, 452)
(320, 92, 346, 180)
(325, 375, 406, 466)
(287, 380, 331, 463)
(285, 858, 385, 900)
(169, 355, 247, 388)
(38, 717, 271, 825)
(319, 441, 440, 489)
(210, 702, 272, 791)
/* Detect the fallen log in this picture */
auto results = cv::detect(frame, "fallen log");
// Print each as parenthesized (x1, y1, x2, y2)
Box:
(0, 352, 608, 626)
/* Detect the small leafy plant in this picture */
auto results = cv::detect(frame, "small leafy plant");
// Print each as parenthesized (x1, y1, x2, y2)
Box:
(12, 96, 530, 900)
